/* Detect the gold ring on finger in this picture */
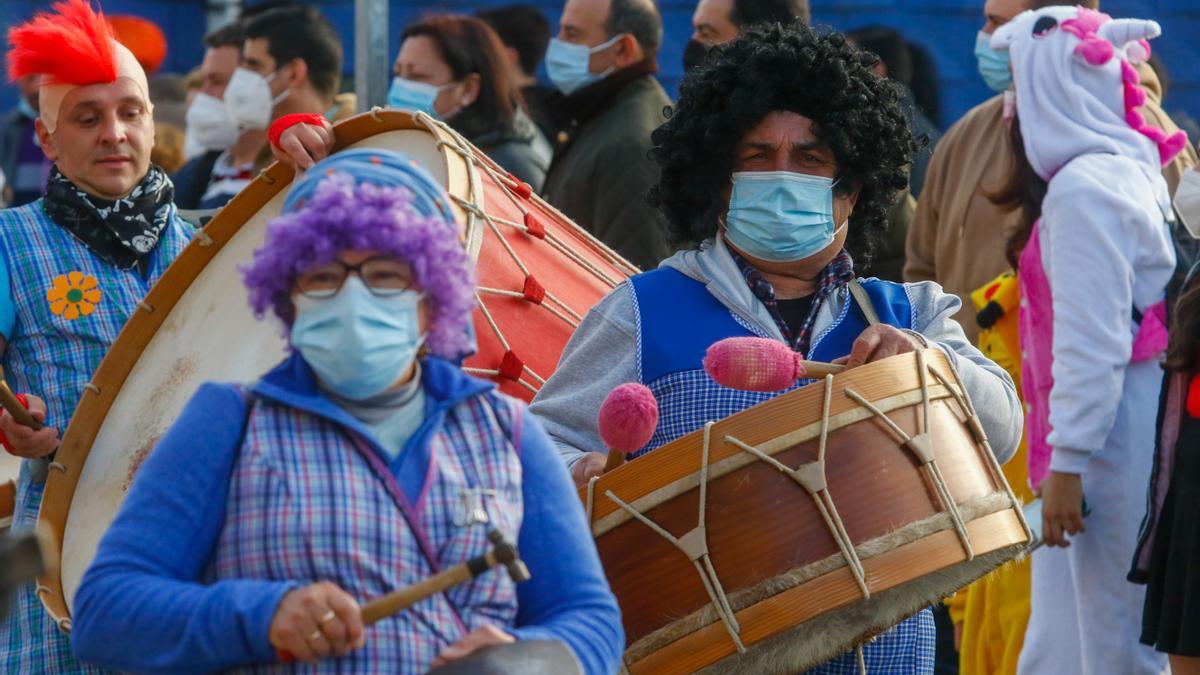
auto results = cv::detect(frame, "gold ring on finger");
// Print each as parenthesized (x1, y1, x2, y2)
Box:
(307, 629, 324, 643)
(318, 610, 336, 626)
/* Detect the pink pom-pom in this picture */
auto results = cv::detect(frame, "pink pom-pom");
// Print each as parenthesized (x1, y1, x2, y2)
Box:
(1158, 130, 1190, 166)
(1121, 60, 1140, 85)
(703, 336, 803, 392)
(1074, 39, 1113, 66)
(1124, 83, 1146, 110)
(1135, 39, 1152, 62)
(597, 383, 659, 454)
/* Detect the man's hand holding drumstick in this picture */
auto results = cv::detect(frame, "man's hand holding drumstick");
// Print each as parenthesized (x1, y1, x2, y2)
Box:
(0, 365, 56, 459)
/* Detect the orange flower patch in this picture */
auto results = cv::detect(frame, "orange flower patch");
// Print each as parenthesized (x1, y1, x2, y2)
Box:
(47, 271, 101, 320)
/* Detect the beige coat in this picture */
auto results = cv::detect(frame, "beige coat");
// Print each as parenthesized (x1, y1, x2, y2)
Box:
(905, 69, 1196, 342)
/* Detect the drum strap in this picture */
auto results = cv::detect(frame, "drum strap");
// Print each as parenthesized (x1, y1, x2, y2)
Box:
(847, 279, 881, 327)
(342, 430, 472, 639)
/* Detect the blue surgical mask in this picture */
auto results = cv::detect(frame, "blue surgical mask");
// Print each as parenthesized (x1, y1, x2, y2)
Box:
(291, 277, 426, 401)
(545, 34, 622, 95)
(724, 171, 846, 263)
(387, 77, 454, 118)
(975, 31, 1013, 93)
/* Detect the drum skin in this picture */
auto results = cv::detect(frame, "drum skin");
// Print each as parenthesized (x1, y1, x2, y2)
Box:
(35, 110, 635, 628)
(583, 350, 1031, 674)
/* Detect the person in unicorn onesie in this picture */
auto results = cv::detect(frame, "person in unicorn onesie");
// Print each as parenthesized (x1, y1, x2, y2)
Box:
(68, 150, 624, 674)
(986, 7, 1189, 675)
(530, 22, 1023, 674)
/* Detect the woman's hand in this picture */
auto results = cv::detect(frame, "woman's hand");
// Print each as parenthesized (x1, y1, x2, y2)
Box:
(1041, 471, 1086, 547)
(833, 325, 924, 369)
(0, 394, 58, 458)
(431, 624, 515, 669)
(570, 452, 607, 487)
(269, 581, 365, 663)
(271, 118, 336, 170)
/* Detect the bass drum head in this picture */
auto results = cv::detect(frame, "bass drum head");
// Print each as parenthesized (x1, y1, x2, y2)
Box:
(46, 116, 469, 623)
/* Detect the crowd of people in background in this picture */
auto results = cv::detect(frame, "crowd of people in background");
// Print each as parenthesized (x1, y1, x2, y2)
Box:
(3, 0, 1200, 673)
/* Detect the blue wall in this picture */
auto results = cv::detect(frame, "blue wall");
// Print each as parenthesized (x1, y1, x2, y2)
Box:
(2, 0, 1198, 134)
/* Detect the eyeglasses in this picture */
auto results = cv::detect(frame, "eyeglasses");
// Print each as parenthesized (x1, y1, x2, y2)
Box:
(294, 256, 416, 299)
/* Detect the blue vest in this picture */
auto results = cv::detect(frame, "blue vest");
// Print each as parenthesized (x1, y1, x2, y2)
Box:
(630, 268, 914, 455)
(208, 384, 524, 673)
(628, 267, 933, 674)
(0, 199, 193, 674)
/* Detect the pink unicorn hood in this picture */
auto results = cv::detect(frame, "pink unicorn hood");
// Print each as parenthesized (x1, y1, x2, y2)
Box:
(991, 6, 1188, 181)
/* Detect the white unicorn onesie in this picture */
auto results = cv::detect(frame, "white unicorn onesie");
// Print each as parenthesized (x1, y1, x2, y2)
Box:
(992, 6, 1188, 675)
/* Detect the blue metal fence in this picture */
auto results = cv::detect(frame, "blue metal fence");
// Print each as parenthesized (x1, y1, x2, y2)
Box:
(1, 0, 1197, 135)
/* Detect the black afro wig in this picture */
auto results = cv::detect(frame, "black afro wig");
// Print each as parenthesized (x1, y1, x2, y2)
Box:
(649, 22, 914, 263)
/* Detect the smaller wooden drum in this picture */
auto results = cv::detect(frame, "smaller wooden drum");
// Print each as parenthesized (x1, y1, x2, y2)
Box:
(583, 349, 1030, 674)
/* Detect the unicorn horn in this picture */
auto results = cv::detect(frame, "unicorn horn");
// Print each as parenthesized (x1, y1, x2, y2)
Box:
(1098, 19, 1161, 48)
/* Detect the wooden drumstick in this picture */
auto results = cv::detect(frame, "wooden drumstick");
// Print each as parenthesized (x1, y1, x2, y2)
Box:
(360, 530, 529, 624)
(0, 365, 41, 431)
(276, 530, 529, 662)
(798, 360, 846, 379)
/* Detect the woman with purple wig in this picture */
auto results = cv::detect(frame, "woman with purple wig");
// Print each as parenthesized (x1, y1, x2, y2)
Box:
(68, 150, 624, 674)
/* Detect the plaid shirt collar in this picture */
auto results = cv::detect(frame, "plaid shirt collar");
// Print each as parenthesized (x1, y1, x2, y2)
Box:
(726, 243, 855, 355)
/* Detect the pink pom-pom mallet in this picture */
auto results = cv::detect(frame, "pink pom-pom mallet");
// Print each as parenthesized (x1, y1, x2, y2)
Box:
(703, 337, 844, 392)
(597, 383, 659, 472)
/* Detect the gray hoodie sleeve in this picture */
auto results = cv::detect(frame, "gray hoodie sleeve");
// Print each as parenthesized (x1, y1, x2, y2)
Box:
(905, 280, 1023, 464)
(529, 283, 640, 470)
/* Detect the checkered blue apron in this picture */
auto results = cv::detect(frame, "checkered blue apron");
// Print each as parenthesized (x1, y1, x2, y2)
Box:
(628, 269, 935, 674)
(0, 199, 193, 673)
(207, 389, 524, 673)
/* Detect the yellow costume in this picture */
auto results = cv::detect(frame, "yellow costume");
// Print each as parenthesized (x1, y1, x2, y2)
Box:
(945, 272, 1035, 675)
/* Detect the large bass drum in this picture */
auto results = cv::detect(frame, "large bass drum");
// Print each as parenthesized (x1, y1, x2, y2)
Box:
(36, 110, 636, 628)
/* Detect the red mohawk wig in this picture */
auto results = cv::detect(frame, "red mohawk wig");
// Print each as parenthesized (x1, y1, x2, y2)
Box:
(6, 0, 119, 86)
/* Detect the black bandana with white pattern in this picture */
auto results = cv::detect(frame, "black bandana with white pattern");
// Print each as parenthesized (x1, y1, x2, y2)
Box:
(43, 164, 174, 270)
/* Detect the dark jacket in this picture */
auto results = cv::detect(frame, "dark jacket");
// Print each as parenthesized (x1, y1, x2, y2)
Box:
(542, 62, 672, 271)
(472, 107, 553, 192)
(521, 84, 558, 143)
(170, 149, 222, 211)
(0, 109, 46, 207)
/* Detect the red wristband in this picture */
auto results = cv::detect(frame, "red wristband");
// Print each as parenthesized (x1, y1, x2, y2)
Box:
(1188, 372, 1200, 419)
(0, 393, 31, 454)
(268, 113, 328, 153)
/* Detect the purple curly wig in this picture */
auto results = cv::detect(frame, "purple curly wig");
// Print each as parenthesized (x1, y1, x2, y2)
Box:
(242, 170, 476, 359)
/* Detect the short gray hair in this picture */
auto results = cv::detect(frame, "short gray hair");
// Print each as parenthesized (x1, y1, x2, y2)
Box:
(605, 0, 662, 59)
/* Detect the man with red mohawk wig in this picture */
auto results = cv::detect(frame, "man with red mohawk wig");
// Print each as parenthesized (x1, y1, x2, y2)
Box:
(0, 2, 331, 670)
(0, 1, 189, 671)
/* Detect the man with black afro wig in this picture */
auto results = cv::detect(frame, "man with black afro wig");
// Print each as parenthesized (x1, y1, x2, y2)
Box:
(530, 22, 1023, 673)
